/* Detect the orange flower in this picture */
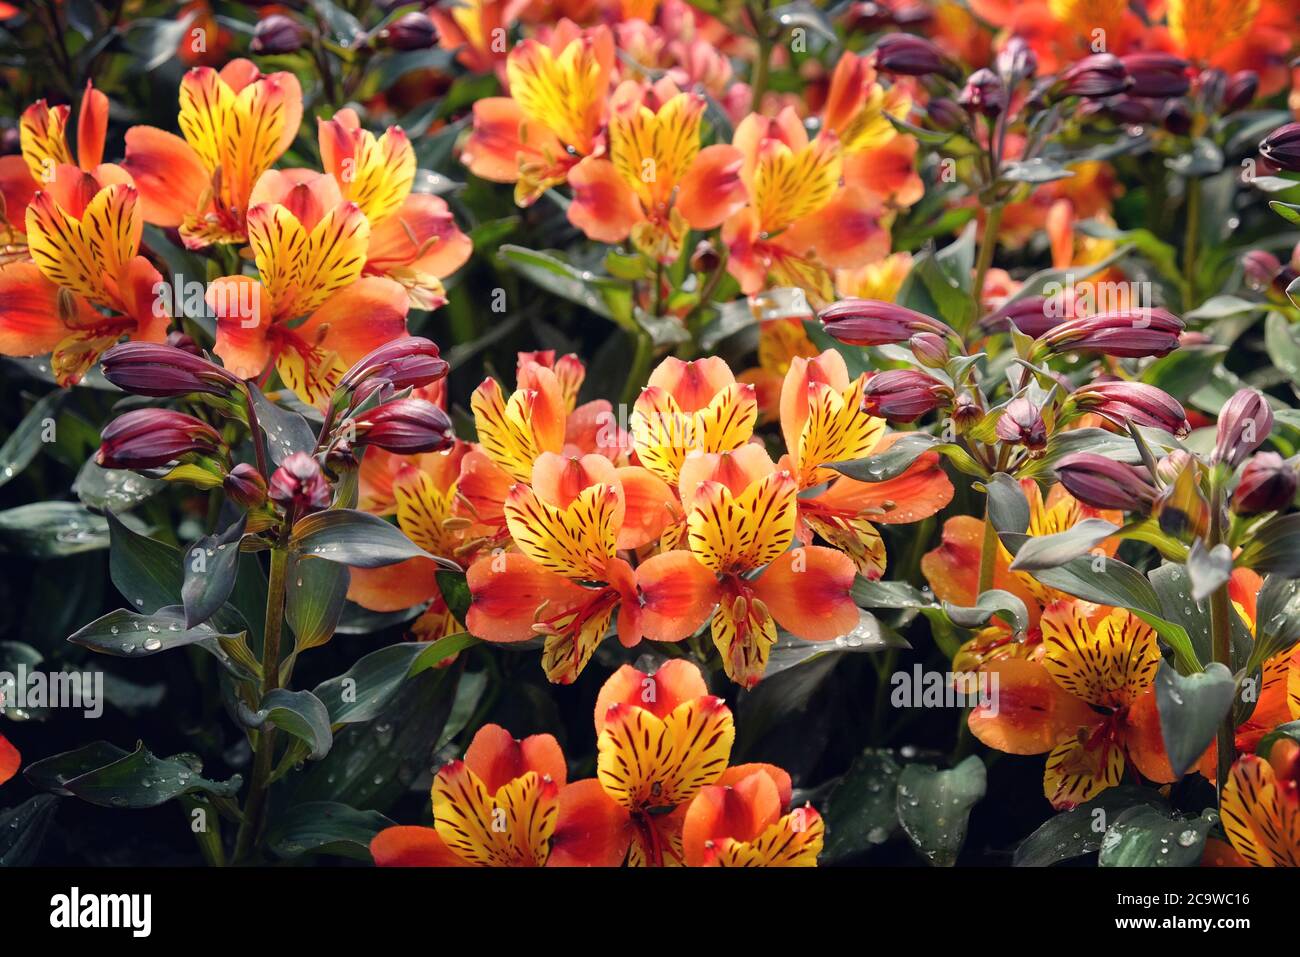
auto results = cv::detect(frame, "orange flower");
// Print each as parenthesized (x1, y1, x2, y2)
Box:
(370, 724, 630, 866)
(429, 0, 524, 78)
(461, 20, 615, 206)
(0, 733, 18, 786)
(1219, 738, 1300, 867)
(566, 78, 747, 262)
(682, 765, 823, 866)
(122, 59, 302, 249)
(968, 600, 1176, 808)
(0, 174, 169, 384)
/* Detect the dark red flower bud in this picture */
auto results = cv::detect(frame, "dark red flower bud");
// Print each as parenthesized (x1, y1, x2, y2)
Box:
(351, 398, 454, 454)
(1223, 70, 1259, 113)
(925, 98, 968, 132)
(251, 14, 306, 54)
(339, 336, 449, 395)
(166, 331, 203, 356)
(980, 296, 1064, 338)
(100, 342, 242, 398)
(378, 12, 437, 51)
(96, 409, 223, 470)
(1161, 99, 1192, 136)
(223, 462, 268, 508)
(1069, 381, 1190, 437)
(909, 332, 950, 368)
(1054, 452, 1157, 511)
(1233, 452, 1297, 515)
(995, 396, 1047, 449)
(1242, 250, 1282, 291)
(0, 126, 18, 155)
(872, 33, 957, 79)
(1054, 54, 1130, 100)
(1260, 123, 1300, 173)
(268, 451, 331, 513)
(1121, 53, 1190, 99)
(861, 369, 952, 422)
(820, 299, 955, 346)
(1038, 308, 1184, 358)
(1088, 95, 1154, 125)
(959, 68, 1006, 117)
(1212, 387, 1273, 468)
(845, 1, 932, 31)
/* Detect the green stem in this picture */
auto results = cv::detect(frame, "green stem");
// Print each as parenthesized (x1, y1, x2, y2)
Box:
(977, 497, 998, 595)
(1182, 178, 1200, 311)
(232, 541, 290, 864)
(749, 4, 772, 108)
(1207, 487, 1235, 795)
(972, 202, 1004, 318)
(622, 332, 655, 407)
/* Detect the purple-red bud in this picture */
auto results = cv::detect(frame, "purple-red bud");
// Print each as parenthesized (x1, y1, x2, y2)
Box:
(1054, 452, 1157, 511)
(1038, 308, 1184, 358)
(339, 336, 449, 395)
(268, 451, 331, 514)
(96, 409, 223, 470)
(223, 462, 268, 508)
(980, 296, 1063, 338)
(1054, 54, 1130, 100)
(820, 299, 955, 346)
(1233, 452, 1296, 515)
(1223, 70, 1259, 113)
(1121, 53, 1190, 99)
(1260, 123, 1300, 173)
(100, 341, 242, 398)
(872, 33, 957, 79)
(959, 68, 1006, 117)
(1069, 381, 1190, 437)
(995, 396, 1047, 450)
(860, 369, 952, 422)
(378, 12, 437, 51)
(251, 14, 306, 54)
(909, 332, 950, 368)
(1212, 387, 1273, 469)
(351, 398, 454, 454)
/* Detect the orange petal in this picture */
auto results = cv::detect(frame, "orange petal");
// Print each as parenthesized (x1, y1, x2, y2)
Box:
(677, 144, 748, 230)
(0, 155, 36, 236)
(463, 723, 568, 793)
(345, 557, 440, 612)
(778, 350, 852, 456)
(455, 448, 513, 528)
(530, 451, 618, 509)
(780, 184, 890, 270)
(682, 767, 784, 865)
(461, 97, 555, 183)
(921, 514, 1041, 623)
(370, 825, 469, 867)
(813, 450, 955, 526)
(0, 262, 97, 356)
(646, 356, 736, 412)
(718, 763, 794, 807)
(633, 550, 720, 644)
(615, 465, 674, 549)
(0, 732, 18, 785)
(466, 551, 590, 642)
(1124, 686, 1177, 784)
(843, 135, 923, 208)
(594, 657, 712, 732)
(753, 546, 859, 641)
(210, 276, 272, 379)
(968, 658, 1103, 756)
(249, 168, 343, 233)
(367, 192, 472, 279)
(76, 81, 108, 170)
(548, 778, 634, 867)
(566, 156, 642, 244)
(121, 126, 209, 228)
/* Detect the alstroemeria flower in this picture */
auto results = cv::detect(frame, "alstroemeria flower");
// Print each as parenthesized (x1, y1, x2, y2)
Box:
(682, 765, 824, 866)
(467, 452, 709, 683)
(122, 59, 302, 249)
(462, 20, 615, 206)
(350, 440, 493, 642)
(630, 356, 759, 488)
(429, 0, 523, 78)
(1, 81, 110, 258)
(370, 724, 630, 867)
(316, 109, 471, 309)
(567, 77, 747, 263)
(778, 350, 954, 578)
(722, 108, 890, 306)
(968, 600, 1175, 809)
(592, 659, 736, 866)
(0, 177, 169, 384)
(0, 733, 18, 786)
(1220, 738, 1300, 867)
(205, 200, 409, 406)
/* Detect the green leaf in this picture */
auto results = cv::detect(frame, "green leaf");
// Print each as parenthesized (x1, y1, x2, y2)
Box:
(765, 612, 909, 678)
(286, 555, 349, 652)
(1237, 513, 1300, 576)
(1013, 787, 1165, 866)
(830, 433, 940, 482)
(291, 509, 455, 569)
(108, 511, 183, 613)
(1154, 659, 1235, 778)
(242, 689, 333, 760)
(851, 577, 937, 610)
(247, 383, 316, 466)
(896, 756, 985, 867)
(182, 515, 246, 628)
(1098, 806, 1215, 867)
(69, 606, 240, 657)
(267, 801, 396, 861)
(1264, 311, 1300, 384)
(74, 460, 163, 512)
(1186, 539, 1233, 602)
(0, 502, 109, 558)
(1184, 295, 1265, 320)
(985, 472, 1029, 536)
(821, 749, 902, 863)
(313, 634, 480, 726)
(24, 741, 241, 808)
(1008, 518, 1119, 572)
(0, 795, 60, 866)
(1002, 158, 1074, 183)
(1268, 200, 1300, 226)
(943, 589, 1029, 635)
(436, 569, 471, 624)
(0, 390, 63, 490)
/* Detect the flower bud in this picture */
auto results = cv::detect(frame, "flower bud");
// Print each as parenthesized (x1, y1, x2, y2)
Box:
(995, 396, 1047, 449)
(959, 68, 1006, 117)
(166, 331, 203, 357)
(1069, 381, 1190, 437)
(980, 296, 1063, 338)
(223, 462, 268, 508)
(268, 451, 331, 514)
(909, 332, 950, 369)
(925, 97, 968, 133)
(1260, 123, 1300, 173)
(1212, 387, 1273, 468)
(1223, 70, 1259, 113)
(1242, 250, 1282, 291)
(1054, 54, 1130, 100)
(339, 336, 449, 395)
(1088, 95, 1154, 125)
(96, 409, 223, 470)
(1196, 68, 1227, 111)
(1161, 99, 1192, 136)
(1054, 452, 1157, 511)
(351, 398, 454, 454)
(1121, 53, 1190, 99)
(872, 33, 957, 79)
(1038, 308, 1184, 358)
(378, 12, 437, 51)
(820, 299, 955, 346)
(100, 341, 242, 398)
(1156, 449, 1195, 485)
(996, 36, 1037, 85)
(860, 369, 952, 422)
(251, 14, 306, 55)
(952, 391, 983, 431)
(1233, 452, 1297, 515)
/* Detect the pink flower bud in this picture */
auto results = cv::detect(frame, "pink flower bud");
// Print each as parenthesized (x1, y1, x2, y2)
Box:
(1260, 122, 1300, 173)
(1070, 381, 1190, 437)
(339, 336, 449, 395)
(352, 398, 454, 454)
(96, 409, 223, 470)
(1120, 53, 1189, 99)
(820, 299, 955, 346)
(1054, 54, 1130, 100)
(861, 369, 952, 422)
(1038, 308, 1184, 358)
(1212, 388, 1273, 468)
(995, 397, 1047, 449)
(872, 33, 957, 79)
(378, 12, 437, 51)
(268, 451, 331, 514)
(100, 342, 242, 398)
(1233, 452, 1297, 515)
(1054, 452, 1157, 511)
(980, 296, 1063, 338)
(909, 332, 950, 368)
(251, 14, 306, 55)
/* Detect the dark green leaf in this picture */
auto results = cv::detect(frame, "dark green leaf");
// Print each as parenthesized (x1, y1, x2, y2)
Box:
(1154, 659, 1235, 778)
(0, 795, 60, 866)
(822, 749, 902, 863)
(286, 555, 349, 652)
(1098, 806, 1215, 866)
(242, 689, 332, 760)
(182, 515, 246, 627)
(896, 756, 985, 867)
(267, 801, 395, 861)
(1013, 787, 1165, 866)
(0, 502, 108, 558)
(292, 509, 455, 569)
(24, 741, 241, 808)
